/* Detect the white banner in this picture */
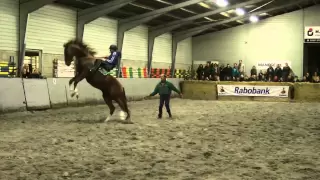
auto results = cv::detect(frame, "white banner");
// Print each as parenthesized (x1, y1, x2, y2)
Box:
(217, 85, 289, 97)
(305, 26, 320, 43)
(256, 61, 291, 70)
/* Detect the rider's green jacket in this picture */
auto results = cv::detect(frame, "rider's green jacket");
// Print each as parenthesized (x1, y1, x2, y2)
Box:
(150, 81, 181, 96)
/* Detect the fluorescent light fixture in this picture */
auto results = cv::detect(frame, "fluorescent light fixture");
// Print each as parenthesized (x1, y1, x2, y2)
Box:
(249, 15, 259, 23)
(235, 8, 245, 16)
(216, 0, 229, 7)
(199, 2, 211, 9)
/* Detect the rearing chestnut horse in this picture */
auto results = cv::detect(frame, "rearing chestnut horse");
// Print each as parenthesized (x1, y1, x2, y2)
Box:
(63, 39, 132, 123)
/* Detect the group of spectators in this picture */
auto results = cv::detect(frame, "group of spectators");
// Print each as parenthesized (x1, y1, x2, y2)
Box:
(22, 64, 44, 79)
(196, 60, 318, 83)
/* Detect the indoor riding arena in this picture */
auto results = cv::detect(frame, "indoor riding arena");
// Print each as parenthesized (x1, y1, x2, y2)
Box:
(1, 0, 320, 179)
(1, 80, 320, 180)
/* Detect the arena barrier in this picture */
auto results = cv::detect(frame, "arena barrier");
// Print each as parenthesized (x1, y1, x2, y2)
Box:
(0, 78, 183, 113)
(0, 78, 26, 112)
(181, 81, 320, 102)
(2, 78, 320, 113)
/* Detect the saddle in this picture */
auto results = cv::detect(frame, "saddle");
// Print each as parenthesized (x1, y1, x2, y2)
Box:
(89, 59, 112, 76)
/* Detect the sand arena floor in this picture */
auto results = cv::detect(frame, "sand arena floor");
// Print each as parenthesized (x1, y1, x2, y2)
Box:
(0, 99, 319, 180)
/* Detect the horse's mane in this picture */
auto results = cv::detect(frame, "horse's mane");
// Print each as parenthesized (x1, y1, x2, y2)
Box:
(64, 39, 97, 56)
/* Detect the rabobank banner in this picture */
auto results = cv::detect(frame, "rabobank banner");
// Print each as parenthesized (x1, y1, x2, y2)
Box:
(217, 85, 289, 97)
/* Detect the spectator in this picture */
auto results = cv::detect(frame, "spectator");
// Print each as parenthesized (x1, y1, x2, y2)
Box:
(232, 63, 240, 81)
(312, 72, 319, 83)
(224, 64, 233, 81)
(266, 65, 274, 82)
(258, 70, 264, 81)
(210, 63, 219, 81)
(301, 76, 308, 82)
(209, 63, 215, 80)
(238, 60, 245, 75)
(204, 62, 211, 80)
(282, 63, 291, 82)
(29, 68, 45, 79)
(250, 66, 257, 77)
(305, 72, 312, 82)
(274, 64, 282, 82)
(219, 64, 225, 81)
(248, 74, 256, 81)
(196, 64, 204, 80)
(22, 64, 30, 78)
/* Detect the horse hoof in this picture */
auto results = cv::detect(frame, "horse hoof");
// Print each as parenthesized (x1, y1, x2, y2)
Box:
(119, 111, 126, 120)
(125, 120, 134, 124)
(105, 116, 111, 122)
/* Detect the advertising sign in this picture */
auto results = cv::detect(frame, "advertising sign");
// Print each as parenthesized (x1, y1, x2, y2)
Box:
(305, 26, 320, 43)
(217, 85, 289, 97)
(256, 61, 291, 70)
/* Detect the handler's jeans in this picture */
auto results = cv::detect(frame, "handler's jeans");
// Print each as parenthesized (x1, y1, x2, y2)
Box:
(159, 94, 171, 117)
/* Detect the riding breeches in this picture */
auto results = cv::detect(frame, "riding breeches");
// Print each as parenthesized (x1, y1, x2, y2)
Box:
(101, 61, 115, 71)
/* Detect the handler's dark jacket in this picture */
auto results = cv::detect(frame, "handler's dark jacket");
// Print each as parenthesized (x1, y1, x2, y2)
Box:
(150, 81, 180, 96)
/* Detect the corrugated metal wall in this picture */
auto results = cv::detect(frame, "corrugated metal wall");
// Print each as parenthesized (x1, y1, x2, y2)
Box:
(152, 33, 172, 68)
(122, 25, 148, 68)
(26, 4, 77, 54)
(192, 10, 304, 77)
(0, 0, 19, 52)
(176, 37, 192, 69)
(83, 17, 118, 57)
(25, 4, 77, 76)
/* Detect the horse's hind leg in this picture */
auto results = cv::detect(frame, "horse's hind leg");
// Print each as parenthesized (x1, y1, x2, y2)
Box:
(115, 97, 132, 123)
(103, 95, 115, 122)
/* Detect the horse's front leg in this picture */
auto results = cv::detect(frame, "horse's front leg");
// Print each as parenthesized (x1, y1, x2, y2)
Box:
(69, 77, 78, 97)
(70, 70, 88, 99)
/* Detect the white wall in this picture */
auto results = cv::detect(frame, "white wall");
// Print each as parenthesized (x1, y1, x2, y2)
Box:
(192, 5, 320, 78)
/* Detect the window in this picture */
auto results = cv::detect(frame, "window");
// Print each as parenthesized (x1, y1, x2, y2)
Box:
(23, 49, 42, 75)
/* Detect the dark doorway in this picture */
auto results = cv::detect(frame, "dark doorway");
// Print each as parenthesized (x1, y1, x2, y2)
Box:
(304, 43, 320, 75)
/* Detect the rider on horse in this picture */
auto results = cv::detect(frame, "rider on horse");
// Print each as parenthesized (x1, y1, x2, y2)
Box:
(100, 44, 121, 72)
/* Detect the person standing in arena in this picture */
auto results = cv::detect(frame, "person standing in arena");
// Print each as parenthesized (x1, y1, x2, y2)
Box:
(100, 44, 121, 72)
(146, 74, 183, 119)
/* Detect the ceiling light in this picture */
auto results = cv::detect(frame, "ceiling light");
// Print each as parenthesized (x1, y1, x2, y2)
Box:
(216, 0, 229, 7)
(235, 8, 245, 16)
(249, 15, 259, 23)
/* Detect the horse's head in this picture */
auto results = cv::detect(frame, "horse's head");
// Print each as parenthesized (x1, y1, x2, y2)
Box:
(63, 39, 97, 66)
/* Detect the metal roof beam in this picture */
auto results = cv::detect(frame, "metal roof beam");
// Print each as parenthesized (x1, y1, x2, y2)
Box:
(149, 0, 265, 37)
(19, 0, 54, 76)
(146, 0, 264, 76)
(116, 0, 205, 77)
(170, 0, 307, 77)
(172, 0, 306, 43)
(119, 0, 204, 24)
(76, 0, 135, 39)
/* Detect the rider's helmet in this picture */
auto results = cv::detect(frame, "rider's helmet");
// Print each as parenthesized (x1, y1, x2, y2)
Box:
(109, 44, 118, 51)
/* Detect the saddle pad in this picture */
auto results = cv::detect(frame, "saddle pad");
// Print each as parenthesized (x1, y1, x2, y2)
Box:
(98, 67, 112, 76)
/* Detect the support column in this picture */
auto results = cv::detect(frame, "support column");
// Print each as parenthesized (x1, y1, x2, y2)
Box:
(147, 33, 155, 77)
(171, 38, 178, 78)
(116, 0, 205, 77)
